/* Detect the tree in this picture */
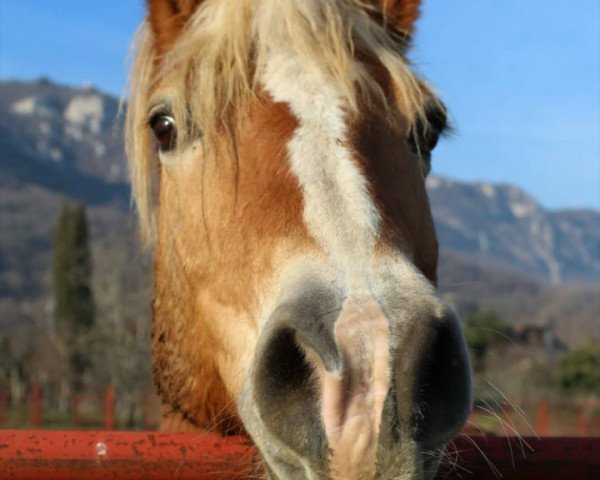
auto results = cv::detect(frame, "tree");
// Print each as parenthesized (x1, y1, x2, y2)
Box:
(53, 203, 94, 335)
(556, 343, 600, 396)
(53, 202, 95, 393)
(53, 204, 72, 334)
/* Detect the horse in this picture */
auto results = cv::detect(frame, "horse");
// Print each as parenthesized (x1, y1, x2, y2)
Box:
(125, 1, 472, 478)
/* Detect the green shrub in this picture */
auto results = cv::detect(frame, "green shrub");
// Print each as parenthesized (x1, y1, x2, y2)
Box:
(556, 343, 600, 396)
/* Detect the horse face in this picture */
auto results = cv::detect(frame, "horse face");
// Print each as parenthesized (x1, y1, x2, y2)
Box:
(129, 1, 472, 478)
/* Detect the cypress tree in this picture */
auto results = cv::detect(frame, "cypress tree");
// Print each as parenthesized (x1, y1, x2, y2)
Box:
(53, 203, 72, 335)
(53, 203, 94, 336)
(69, 203, 94, 330)
(52, 202, 95, 393)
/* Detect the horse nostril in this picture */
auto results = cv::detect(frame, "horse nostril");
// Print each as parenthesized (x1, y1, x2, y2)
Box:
(249, 322, 328, 456)
(258, 327, 312, 396)
(410, 310, 472, 448)
(238, 286, 341, 473)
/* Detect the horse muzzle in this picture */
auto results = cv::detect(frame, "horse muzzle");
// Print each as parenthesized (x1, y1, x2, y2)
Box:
(238, 271, 472, 480)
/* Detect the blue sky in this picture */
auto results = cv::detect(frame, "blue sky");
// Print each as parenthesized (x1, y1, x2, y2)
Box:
(1, 1, 598, 210)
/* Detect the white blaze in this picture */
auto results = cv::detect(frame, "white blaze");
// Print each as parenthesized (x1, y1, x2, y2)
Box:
(261, 50, 380, 295)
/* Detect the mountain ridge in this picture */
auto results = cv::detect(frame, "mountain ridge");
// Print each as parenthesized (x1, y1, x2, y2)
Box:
(427, 175, 599, 284)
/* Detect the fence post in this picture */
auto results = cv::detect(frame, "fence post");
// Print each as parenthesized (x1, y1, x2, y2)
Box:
(143, 394, 152, 430)
(577, 415, 587, 436)
(72, 393, 81, 428)
(29, 382, 42, 428)
(0, 390, 8, 426)
(105, 384, 115, 430)
(577, 402, 588, 436)
(536, 400, 549, 436)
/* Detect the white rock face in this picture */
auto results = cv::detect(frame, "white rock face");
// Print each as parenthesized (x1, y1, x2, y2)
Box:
(509, 195, 538, 218)
(505, 186, 538, 218)
(480, 183, 496, 199)
(510, 201, 534, 218)
(64, 95, 105, 135)
(12, 96, 57, 117)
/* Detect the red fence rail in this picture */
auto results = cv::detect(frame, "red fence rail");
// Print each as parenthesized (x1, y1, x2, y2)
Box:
(1, 431, 599, 480)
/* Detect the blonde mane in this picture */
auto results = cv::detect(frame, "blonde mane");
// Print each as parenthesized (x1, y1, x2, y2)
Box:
(126, 0, 430, 242)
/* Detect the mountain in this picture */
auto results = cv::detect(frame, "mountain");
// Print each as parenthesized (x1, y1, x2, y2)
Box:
(0, 79, 598, 347)
(428, 177, 600, 284)
(0, 79, 129, 196)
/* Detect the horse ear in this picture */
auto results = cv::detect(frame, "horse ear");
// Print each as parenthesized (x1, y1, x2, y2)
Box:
(374, 0, 422, 37)
(146, 0, 202, 54)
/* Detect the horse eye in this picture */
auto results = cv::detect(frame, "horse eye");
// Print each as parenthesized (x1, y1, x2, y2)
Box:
(149, 114, 177, 151)
(408, 100, 448, 155)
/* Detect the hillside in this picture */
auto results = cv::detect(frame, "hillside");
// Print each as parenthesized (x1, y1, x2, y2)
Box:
(428, 177, 600, 284)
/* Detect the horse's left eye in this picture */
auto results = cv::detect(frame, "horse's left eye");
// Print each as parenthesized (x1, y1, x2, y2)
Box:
(149, 114, 177, 151)
(408, 100, 448, 155)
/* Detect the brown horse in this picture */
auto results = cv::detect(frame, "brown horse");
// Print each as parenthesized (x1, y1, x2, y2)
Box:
(126, 1, 471, 478)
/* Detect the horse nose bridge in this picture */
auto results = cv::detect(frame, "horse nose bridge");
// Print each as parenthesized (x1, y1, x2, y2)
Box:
(320, 298, 393, 478)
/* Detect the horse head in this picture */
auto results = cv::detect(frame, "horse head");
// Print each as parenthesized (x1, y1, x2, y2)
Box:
(126, 1, 471, 478)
